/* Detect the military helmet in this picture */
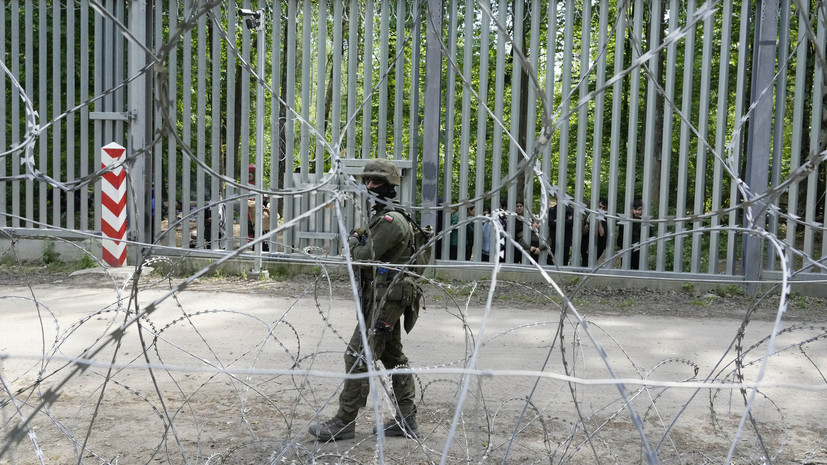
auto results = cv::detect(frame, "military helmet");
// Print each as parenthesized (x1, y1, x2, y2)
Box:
(361, 158, 400, 186)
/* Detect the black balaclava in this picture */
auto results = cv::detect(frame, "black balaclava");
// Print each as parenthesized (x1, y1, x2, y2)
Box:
(368, 183, 397, 211)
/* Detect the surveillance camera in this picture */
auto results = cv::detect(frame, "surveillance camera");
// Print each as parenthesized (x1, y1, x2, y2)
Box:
(238, 8, 258, 17)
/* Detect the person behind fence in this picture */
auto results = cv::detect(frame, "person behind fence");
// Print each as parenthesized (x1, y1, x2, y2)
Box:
(247, 164, 272, 234)
(580, 197, 608, 266)
(309, 158, 421, 441)
(520, 218, 547, 264)
(481, 200, 507, 262)
(616, 198, 643, 269)
(449, 205, 475, 260)
(548, 202, 575, 265)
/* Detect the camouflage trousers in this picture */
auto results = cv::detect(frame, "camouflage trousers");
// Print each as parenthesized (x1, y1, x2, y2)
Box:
(336, 305, 416, 422)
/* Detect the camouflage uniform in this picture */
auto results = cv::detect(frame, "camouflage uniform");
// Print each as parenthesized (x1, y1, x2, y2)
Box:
(308, 158, 422, 441)
(337, 201, 418, 423)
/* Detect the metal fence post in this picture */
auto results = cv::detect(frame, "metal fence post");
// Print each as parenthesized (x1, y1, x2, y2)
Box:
(421, 0, 443, 231)
(128, 0, 149, 247)
(743, 1, 778, 294)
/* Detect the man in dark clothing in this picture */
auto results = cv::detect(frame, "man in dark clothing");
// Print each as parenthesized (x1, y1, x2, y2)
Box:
(581, 197, 608, 266)
(308, 159, 420, 442)
(548, 203, 575, 266)
(616, 198, 643, 269)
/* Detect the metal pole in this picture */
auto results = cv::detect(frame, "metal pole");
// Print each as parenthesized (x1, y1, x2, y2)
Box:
(254, 16, 265, 275)
(743, 0, 777, 294)
(128, 0, 149, 250)
(421, 0, 442, 230)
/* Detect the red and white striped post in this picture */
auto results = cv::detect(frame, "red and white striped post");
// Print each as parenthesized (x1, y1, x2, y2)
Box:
(101, 142, 127, 267)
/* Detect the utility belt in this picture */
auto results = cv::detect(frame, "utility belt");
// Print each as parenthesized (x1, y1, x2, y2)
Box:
(367, 266, 423, 334)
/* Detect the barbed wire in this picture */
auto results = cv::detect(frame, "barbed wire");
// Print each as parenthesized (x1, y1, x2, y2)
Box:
(2, 2, 827, 464)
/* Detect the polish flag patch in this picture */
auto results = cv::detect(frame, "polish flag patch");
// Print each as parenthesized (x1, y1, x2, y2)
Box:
(383, 214, 394, 222)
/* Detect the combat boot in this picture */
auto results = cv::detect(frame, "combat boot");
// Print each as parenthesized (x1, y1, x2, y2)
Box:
(373, 415, 418, 438)
(308, 416, 355, 441)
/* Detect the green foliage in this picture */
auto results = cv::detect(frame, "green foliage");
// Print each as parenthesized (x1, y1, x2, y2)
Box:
(269, 264, 292, 280)
(681, 282, 695, 293)
(714, 284, 743, 297)
(41, 240, 60, 266)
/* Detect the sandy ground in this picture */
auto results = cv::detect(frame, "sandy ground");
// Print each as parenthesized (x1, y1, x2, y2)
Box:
(1, 267, 826, 464)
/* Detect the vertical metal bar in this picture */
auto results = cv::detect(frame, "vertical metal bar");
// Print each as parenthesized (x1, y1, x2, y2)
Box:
(53, 0, 62, 227)
(115, 3, 125, 148)
(766, 0, 791, 271)
(709, 0, 735, 274)
(66, 1, 76, 230)
(727, 0, 751, 273)
(525, 0, 541, 227)
(196, 6, 207, 248)
(284, 0, 297, 249)
(690, 5, 714, 274)
(182, 0, 194, 247)
(94, 1, 102, 233)
(296, 0, 309, 250)
(571, 0, 591, 267)
(168, 0, 179, 246)
(506, 0, 523, 264)
(606, 3, 626, 266)
(473, 0, 490, 261)
(377, 0, 389, 159)
(812, 6, 826, 262)
(313, 0, 328, 251)
(458, 0, 475, 261)
(442, 0, 457, 262)
(36, 1, 45, 227)
(80, 0, 89, 231)
(492, 0, 507, 256)
(421, 0, 442, 231)
(674, 0, 696, 271)
(155, 0, 166, 245)
(270, 1, 283, 249)
(409, 3, 422, 208)
(621, 0, 642, 270)
(223, 5, 237, 249)
(315, 0, 327, 175)
(785, 2, 810, 266)
(743, 0, 777, 292)
(129, 0, 148, 246)
(239, 2, 253, 247)
(254, 6, 265, 266)
(211, 2, 222, 248)
(393, 0, 405, 161)
(639, 0, 660, 271)
(541, 0, 557, 266)
(346, 0, 358, 160)
(0, 0, 5, 227)
(361, 0, 374, 160)
(587, 0, 609, 268)
(299, 0, 311, 182)
(556, 1, 573, 266)
(10, 0, 19, 228)
(332, 0, 344, 149)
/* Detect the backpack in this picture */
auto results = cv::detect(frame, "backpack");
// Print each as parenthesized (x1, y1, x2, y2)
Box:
(394, 208, 434, 272)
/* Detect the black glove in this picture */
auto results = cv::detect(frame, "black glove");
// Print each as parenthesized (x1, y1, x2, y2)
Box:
(349, 228, 367, 245)
(368, 320, 393, 358)
(372, 320, 393, 336)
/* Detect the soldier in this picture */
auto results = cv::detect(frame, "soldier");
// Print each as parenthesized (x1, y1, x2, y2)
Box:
(309, 158, 421, 441)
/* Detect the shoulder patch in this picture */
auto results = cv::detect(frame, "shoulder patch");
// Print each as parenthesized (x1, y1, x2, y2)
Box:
(383, 214, 394, 222)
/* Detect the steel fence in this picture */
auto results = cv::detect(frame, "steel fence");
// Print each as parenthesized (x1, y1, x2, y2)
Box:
(1, 1, 826, 283)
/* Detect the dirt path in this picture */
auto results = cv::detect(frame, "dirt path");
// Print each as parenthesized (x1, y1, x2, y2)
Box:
(1, 270, 826, 464)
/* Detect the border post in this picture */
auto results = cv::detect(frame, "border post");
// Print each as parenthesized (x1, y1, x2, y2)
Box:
(102, 142, 127, 267)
